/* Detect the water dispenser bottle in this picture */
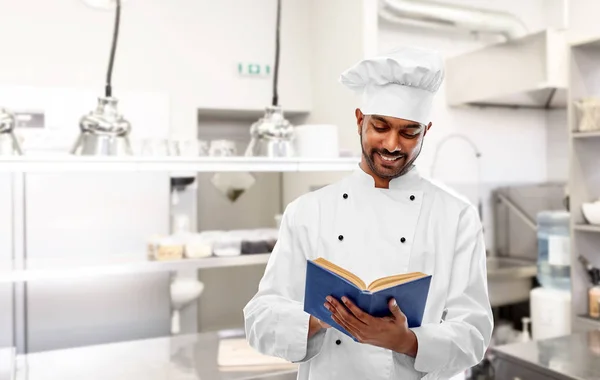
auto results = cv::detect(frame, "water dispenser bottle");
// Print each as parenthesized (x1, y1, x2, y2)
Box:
(536, 210, 571, 290)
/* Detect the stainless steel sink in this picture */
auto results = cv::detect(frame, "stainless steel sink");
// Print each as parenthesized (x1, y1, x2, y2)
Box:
(487, 256, 537, 307)
(487, 256, 537, 279)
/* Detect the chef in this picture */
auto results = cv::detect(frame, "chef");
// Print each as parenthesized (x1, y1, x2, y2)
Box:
(243, 46, 493, 380)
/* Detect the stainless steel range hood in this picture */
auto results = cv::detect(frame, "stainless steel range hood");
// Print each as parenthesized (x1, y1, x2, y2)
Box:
(445, 29, 568, 109)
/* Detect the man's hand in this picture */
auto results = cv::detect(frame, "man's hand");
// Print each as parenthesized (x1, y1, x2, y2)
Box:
(324, 296, 418, 357)
(308, 315, 331, 339)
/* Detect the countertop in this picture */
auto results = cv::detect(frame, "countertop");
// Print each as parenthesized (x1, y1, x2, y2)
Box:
(0, 348, 15, 380)
(12, 330, 298, 380)
(491, 330, 600, 380)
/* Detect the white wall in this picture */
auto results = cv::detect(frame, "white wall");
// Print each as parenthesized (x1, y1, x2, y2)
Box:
(568, 0, 600, 36)
(546, 109, 569, 182)
(0, 0, 311, 140)
(283, 0, 377, 204)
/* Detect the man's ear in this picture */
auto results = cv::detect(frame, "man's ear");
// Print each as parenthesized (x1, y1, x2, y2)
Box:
(355, 108, 364, 135)
(424, 122, 433, 136)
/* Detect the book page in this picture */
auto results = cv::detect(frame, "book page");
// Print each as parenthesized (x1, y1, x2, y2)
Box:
(367, 272, 428, 292)
(312, 258, 366, 290)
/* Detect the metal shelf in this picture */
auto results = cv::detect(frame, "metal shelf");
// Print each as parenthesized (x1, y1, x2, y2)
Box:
(0, 254, 271, 283)
(574, 224, 600, 233)
(573, 131, 600, 139)
(569, 36, 600, 333)
(0, 156, 360, 173)
(576, 315, 600, 330)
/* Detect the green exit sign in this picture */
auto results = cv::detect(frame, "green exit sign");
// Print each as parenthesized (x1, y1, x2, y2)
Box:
(238, 63, 272, 77)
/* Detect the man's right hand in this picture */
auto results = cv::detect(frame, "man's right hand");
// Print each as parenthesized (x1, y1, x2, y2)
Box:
(308, 316, 331, 338)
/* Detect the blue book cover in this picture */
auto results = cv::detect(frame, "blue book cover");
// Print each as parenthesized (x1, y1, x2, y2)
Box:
(303, 258, 432, 341)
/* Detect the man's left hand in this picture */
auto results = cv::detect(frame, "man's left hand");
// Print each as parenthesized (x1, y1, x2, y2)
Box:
(324, 296, 418, 357)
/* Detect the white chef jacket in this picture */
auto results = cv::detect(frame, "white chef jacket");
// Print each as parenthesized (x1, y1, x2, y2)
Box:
(243, 165, 493, 380)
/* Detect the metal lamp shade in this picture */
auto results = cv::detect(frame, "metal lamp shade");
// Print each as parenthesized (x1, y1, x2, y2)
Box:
(245, 105, 295, 157)
(71, 97, 132, 156)
(0, 108, 23, 156)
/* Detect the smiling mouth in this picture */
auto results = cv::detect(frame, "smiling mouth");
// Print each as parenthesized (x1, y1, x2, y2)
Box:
(378, 152, 403, 162)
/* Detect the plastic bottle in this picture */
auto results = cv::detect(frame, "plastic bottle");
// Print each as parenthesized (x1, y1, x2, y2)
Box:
(520, 317, 531, 342)
(536, 210, 571, 291)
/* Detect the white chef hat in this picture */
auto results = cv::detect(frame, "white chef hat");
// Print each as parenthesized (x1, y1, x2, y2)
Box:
(339, 46, 445, 125)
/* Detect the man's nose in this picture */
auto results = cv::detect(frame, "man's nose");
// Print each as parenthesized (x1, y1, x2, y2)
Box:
(383, 133, 400, 152)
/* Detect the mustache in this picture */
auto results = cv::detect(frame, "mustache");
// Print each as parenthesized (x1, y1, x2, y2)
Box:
(373, 149, 406, 158)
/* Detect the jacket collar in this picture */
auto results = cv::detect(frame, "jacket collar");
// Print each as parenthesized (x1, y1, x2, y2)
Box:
(350, 164, 422, 190)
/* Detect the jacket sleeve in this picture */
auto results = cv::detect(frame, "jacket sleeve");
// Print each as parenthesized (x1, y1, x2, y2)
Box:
(243, 199, 326, 363)
(410, 205, 494, 379)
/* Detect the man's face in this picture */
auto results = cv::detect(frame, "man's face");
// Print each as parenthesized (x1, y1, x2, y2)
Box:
(356, 109, 431, 180)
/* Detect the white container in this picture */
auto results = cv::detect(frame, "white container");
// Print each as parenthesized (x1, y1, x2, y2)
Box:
(154, 235, 185, 261)
(184, 233, 213, 259)
(575, 98, 600, 132)
(189, 230, 225, 257)
(213, 231, 242, 257)
(147, 234, 166, 260)
(530, 287, 571, 340)
(582, 200, 600, 225)
(294, 124, 339, 158)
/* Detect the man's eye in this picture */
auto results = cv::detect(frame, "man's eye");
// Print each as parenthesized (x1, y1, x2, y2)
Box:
(402, 129, 422, 138)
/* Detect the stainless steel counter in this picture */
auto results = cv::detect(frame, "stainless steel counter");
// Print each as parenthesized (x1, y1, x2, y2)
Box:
(491, 330, 600, 380)
(12, 331, 298, 380)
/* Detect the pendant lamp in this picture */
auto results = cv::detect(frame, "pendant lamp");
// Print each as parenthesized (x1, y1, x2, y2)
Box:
(0, 108, 23, 156)
(71, 0, 132, 156)
(245, 0, 295, 158)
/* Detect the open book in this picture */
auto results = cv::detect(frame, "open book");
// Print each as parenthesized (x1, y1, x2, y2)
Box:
(304, 258, 432, 340)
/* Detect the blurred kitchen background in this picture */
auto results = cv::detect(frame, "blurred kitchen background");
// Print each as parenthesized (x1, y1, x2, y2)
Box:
(1, 0, 600, 379)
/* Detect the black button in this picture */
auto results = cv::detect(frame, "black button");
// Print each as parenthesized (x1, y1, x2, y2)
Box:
(400, 237, 406, 243)
(338, 235, 344, 241)
(343, 193, 348, 199)
(335, 339, 341, 345)
(410, 195, 415, 201)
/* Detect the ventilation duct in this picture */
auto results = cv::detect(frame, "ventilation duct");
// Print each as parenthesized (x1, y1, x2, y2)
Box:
(379, 0, 528, 40)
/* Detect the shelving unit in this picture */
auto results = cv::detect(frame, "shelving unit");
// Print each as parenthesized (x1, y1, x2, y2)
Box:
(568, 35, 600, 332)
(0, 154, 361, 355)
(0, 254, 272, 284)
(573, 131, 600, 139)
(574, 224, 600, 233)
(0, 156, 360, 173)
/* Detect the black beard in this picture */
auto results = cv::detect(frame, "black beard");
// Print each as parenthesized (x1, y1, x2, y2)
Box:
(360, 134, 421, 180)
